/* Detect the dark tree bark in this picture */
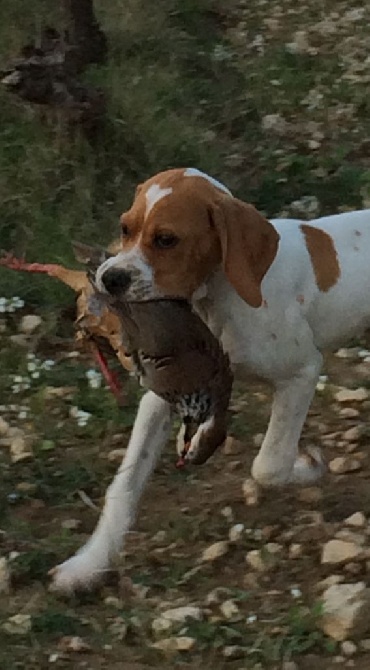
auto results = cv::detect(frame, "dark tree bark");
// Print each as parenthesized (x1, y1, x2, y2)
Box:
(1, 0, 108, 140)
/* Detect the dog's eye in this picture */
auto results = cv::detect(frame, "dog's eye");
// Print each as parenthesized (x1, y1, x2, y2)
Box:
(122, 224, 130, 238)
(154, 233, 179, 249)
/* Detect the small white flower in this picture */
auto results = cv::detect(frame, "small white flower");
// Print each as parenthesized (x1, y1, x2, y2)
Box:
(18, 410, 28, 420)
(42, 359, 55, 370)
(246, 614, 257, 624)
(290, 587, 302, 599)
(27, 353, 36, 360)
(27, 362, 37, 372)
(31, 371, 40, 379)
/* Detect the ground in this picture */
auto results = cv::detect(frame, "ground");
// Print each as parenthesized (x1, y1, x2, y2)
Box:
(2, 0, 370, 667)
(2, 308, 370, 669)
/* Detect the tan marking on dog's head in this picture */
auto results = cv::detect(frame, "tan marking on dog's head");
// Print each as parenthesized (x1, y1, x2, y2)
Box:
(300, 224, 340, 292)
(119, 168, 280, 306)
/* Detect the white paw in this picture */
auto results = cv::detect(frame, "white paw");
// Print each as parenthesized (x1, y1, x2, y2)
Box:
(252, 446, 326, 488)
(49, 552, 109, 594)
(290, 446, 326, 485)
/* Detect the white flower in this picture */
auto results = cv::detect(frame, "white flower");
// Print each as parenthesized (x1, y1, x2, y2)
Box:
(290, 587, 302, 598)
(42, 359, 55, 370)
(246, 614, 257, 624)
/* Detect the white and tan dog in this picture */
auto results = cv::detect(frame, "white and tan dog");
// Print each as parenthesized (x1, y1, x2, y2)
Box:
(51, 167, 370, 592)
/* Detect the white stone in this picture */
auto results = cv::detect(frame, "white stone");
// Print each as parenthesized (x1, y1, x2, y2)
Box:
(201, 541, 229, 562)
(2, 614, 32, 635)
(229, 524, 244, 543)
(242, 478, 260, 506)
(339, 408, 360, 419)
(10, 436, 33, 463)
(152, 636, 196, 652)
(341, 640, 357, 656)
(322, 540, 363, 565)
(19, 314, 42, 334)
(342, 426, 362, 442)
(321, 582, 370, 641)
(160, 606, 202, 625)
(345, 512, 367, 528)
(219, 599, 240, 620)
(329, 457, 362, 474)
(335, 388, 368, 403)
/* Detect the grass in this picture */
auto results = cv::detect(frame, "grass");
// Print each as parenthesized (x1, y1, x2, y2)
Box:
(1, 1, 370, 668)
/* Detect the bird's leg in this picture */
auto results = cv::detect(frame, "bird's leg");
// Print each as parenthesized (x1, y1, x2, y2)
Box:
(90, 343, 126, 406)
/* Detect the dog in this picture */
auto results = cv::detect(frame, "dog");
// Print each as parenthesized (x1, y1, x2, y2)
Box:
(50, 167, 370, 592)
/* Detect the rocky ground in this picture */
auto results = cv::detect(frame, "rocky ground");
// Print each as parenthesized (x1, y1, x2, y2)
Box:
(2, 307, 370, 669)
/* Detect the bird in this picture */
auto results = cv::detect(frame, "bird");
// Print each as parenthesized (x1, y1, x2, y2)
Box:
(91, 290, 233, 466)
(0, 243, 233, 465)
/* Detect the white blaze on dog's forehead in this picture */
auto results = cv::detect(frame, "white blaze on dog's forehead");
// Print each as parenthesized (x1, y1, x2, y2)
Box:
(184, 168, 232, 196)
(145, 184, 173, 219)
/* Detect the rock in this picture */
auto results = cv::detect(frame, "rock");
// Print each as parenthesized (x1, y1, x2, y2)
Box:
(229, 524, 244, 543)
(321, 540, 363, 565)
(335, 388, 368, 403)
(152, 617, 173, 636)
(19, 314, 42, 334)
(201, 541, 229, 562)
(222, 645, 246, 659)
(221, 506, 234, 521)
(152, 636, 196, 652)
(253, 433, 264, 448)
(10, 436, 33, 463)
(0, 417, 9, 435)
(58, 636, 91, 653)
(223, 436, 244, 455)
(342, 426, 363, 442)
(219, 599, 241, 620)
(107, 448, 127, 463)
(289, 543, 303, 559)
(339, 408, 360, 419)
(296, 486, 323, 504)
(0, 557, 11, 594)
(329, 457, 362, 474)
(242, 478, 260, 506)
(246, 544, 282, 572)
(345, 512, 366, 528)
(282, 662, 298, 670)
(2, 613, 32, 635)
(334, 529, 366, 545)
(61, 519, 81, 531)
(16, 482, 37, 494)
(316, 575, 343, 591)
(160, 606, 202, 626)
(321, 582, 370, 641)
(205, 587, 232, 606)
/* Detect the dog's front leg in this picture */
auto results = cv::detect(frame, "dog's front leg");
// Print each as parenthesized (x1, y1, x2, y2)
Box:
(251, 353, 326, 487)
(50, 391, 172, 593)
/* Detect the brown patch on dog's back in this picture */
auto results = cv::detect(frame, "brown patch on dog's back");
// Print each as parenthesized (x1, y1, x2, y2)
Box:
(300, 224, 340, 292)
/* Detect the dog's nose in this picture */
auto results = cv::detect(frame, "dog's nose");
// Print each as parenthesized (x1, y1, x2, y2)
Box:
(101, 268, 132, 295)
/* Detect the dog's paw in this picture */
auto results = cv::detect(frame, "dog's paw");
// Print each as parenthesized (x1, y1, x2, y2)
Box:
(49, 553, 107, 594)
(252, 446, 326, 488)
(290, 446, 326, 485)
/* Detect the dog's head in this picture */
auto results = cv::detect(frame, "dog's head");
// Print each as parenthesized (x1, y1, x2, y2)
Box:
(96, 168, 279, 307)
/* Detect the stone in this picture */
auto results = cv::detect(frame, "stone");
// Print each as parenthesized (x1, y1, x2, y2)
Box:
(341, 640, 357, 656)
(107, 448, 127, 463)
(316, 575, 343, 591)
(10, 436, 33, 463)
(246, 544, 281, 572)
(205, 587, 232, 606)
(329, 457, 362, 474)
(160, 606, 202, 625)
(296, 486, 323, 504)
(289, 544, 303, 559)
(152, 617, 173, 636)
(0, 557, 10, 594)
(219, 599, 241, 620)
(0, 417, 9, 435)
(242, 478, 260, 506)
(345, 512, 366, 528)
(19, 314, 42, 334)
(229, 524, 245, 543)
(222, 645, 245, 659)
(223, 436, 244, 455)
(61, 519, 81, 531)
(335, 388, 368, 403)
(2, 614, 32, 635)
(201, 541, 229, 562)
(339, 408, 360, 419)
(282, 662, 298, 670)
(152, 636, 196, 652)
(321, 582, 370, 641)
(342, 426, 362, 442)
(321, 540, 363, 565)
(58, 636, 91, 653)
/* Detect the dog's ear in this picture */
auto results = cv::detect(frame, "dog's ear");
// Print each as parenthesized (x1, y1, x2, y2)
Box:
(72, 241, 111, 267)
(209, 197, 279, 307)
